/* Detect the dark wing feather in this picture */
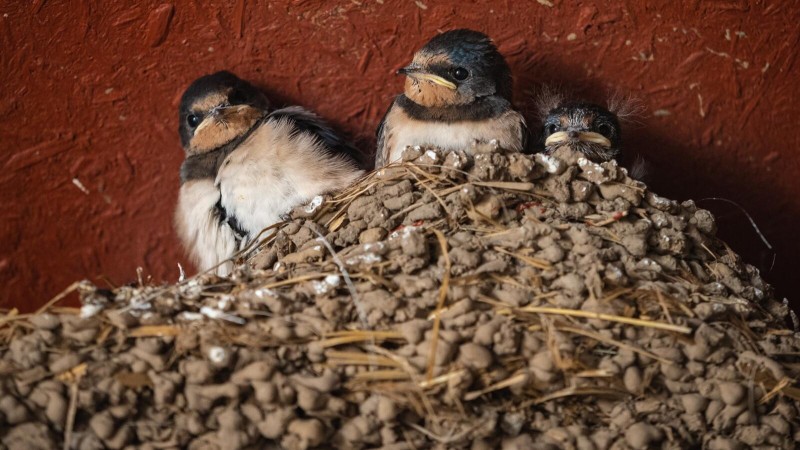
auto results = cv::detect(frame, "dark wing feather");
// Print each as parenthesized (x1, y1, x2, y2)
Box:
(520, 115, 534, 154)
(267, 106, 368, 169)
(374, 100, 397, 169)
(213, 198, 247, 244)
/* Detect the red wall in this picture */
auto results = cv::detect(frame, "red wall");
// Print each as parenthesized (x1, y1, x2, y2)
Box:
(2, 1, 798, 311)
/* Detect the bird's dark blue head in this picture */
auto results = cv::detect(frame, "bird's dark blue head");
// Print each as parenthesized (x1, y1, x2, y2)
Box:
(541, 102, 622, 162)
(399, 29, 513, 108)
(178, 71, 269, 154)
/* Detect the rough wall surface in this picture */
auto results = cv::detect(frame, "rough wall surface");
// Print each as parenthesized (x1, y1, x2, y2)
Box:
(1, 0, 798, 311)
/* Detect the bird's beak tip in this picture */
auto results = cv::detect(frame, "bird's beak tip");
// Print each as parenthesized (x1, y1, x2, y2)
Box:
(398, 63, 421, 76)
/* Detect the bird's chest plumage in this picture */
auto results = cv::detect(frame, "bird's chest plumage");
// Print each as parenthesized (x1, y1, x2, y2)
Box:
(216, 128, 304, 239)
(215, 120, 362, 240)
(217, 160, 296, 238)
(176, 116, 362, 275)
(384, 104, 522, 164)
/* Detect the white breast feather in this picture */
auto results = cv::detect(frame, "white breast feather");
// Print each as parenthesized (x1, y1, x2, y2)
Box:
(175, 179, 237, 275)
(216, 119, 362, 246)
(387, 109, 524, 164)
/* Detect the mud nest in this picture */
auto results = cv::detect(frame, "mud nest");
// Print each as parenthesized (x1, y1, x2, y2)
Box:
(2, 144, 799, 450)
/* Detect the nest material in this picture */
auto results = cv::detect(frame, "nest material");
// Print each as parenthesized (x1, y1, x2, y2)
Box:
(2, 144, 799, 450)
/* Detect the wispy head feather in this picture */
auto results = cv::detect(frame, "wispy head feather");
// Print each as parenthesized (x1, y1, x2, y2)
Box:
(532, 84, 569, 120)
(607, 89, 645, 125)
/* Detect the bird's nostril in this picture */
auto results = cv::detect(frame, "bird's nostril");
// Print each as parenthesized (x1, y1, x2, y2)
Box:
(568, 131, 580, 139)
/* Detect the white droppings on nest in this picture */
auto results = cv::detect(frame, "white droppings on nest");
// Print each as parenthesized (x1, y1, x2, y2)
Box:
(708, 282, 726, 292)
(535, 153, 562, 174)
(181, 284, 203, 299)
(578, 157, 605, 174)
(607, 265, 624, 278)
(207, 346, 226, 364)
(200, 306, 246, 325)
(312, 274, 341, 295)
(362, 242, 386, 253)
(126, 296, 153, 315)
(648, 193, 673, 209)
(304, 195, 324, 214)
(389, 225, 420, 240)
(636, 258, 661, 271)
(254, 288, 277, 299)
(345, 253, 382, 266)
(80, 303, 104, 319)
(178, 311, 204, 321)
(424, 150, 439, 162)
(217, 295, 234, 311)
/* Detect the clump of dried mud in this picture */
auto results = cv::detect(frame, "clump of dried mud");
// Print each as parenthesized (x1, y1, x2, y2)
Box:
(2, 144, 799, 450)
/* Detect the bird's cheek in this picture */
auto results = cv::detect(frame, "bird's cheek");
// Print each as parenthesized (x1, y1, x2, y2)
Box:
(189, 120, 227, 154)
(188, 106, 263, 154)
(405, 80, 461, 108)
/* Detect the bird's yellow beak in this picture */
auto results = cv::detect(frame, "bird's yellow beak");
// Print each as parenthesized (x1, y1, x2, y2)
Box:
(398, 65, 457, 90)
(545, 131, 611, 148)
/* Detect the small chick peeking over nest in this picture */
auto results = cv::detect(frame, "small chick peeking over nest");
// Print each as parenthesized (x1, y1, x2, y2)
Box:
(175, 71, 364, 275)
(534, 88, 648, 178)
(541, 102, 622, 163)
(375, 29, 528, 168)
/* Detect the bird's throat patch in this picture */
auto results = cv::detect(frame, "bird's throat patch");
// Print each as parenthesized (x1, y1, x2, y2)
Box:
(404, 76, 462, 108)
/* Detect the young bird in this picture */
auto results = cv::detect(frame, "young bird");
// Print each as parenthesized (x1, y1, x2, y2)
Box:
(175, 71, 364, 275)
(375, 29, 528, 168)
(540, 102, 622, 163)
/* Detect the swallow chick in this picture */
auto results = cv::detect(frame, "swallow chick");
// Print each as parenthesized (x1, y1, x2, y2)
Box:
(375, 29, 528, 168)
(540, 102, 622, 163)
(175, 71, 364, 274)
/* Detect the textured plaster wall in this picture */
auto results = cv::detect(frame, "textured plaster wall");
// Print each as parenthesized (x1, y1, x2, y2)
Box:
(1, 1, 798, 311)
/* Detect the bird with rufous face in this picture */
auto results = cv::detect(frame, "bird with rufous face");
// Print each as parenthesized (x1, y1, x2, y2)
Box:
(375, 29, 528, 168)
(175, 71, 365, 275)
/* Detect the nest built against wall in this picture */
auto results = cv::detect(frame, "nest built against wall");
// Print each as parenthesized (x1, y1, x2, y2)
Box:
(1, 144, 799, 449)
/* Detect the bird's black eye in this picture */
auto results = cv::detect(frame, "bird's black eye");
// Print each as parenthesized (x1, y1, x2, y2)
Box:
(452, 67, 469, 81)
(187, 114, 200, 128)
(545, 124, 558, 136)
(597, 123, 613, 137)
